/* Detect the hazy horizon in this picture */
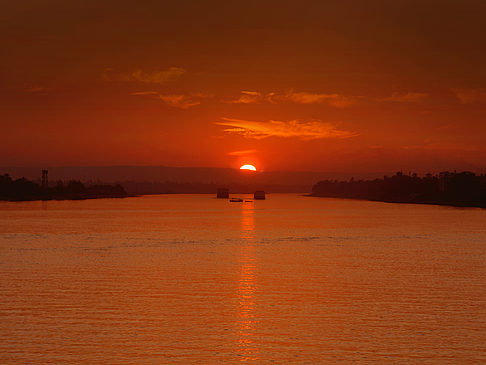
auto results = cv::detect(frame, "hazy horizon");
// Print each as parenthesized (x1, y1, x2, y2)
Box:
(3, 164, 480, 187)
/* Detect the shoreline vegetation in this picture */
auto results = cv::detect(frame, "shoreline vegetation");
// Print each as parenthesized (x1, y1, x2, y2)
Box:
(3, 170, 486, 208)
(311, 171, 486, 208)
(0, 174, 129, 201)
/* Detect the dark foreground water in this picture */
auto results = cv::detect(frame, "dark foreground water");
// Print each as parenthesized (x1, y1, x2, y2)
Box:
(0, 194, 485, 364)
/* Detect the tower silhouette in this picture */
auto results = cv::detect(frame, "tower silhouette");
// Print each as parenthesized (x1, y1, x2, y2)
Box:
(41, 170, 48, 188)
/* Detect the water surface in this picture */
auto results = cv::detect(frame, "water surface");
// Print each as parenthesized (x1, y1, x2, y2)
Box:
(0, 194, 485, 363)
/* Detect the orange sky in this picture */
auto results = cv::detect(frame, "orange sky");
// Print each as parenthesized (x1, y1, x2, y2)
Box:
(2, 1, 486, 173)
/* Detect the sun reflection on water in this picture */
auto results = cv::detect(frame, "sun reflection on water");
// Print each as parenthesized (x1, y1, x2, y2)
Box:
(236, 200, 259, 361)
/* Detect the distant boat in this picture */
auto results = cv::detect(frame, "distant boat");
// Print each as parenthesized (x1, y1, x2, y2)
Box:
(254, 190, 266, 200)
(230, 198, 244, 202)
(216, 188, 229, 199)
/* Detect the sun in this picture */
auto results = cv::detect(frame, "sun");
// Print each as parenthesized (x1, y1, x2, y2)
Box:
(240, 164, 256, 171)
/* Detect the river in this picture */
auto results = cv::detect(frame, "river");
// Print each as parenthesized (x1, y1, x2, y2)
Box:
(0, 194, 485, 363)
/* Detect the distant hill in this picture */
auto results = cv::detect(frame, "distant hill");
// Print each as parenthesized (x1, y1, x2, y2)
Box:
(0, 166, 387, 194)
(0, 166, 383, 191)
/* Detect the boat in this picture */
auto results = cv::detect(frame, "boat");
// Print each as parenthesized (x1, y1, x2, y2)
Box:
(254, 190, 266, 200)
(216, 188, 229, 199)
(230, 198, 244, 202)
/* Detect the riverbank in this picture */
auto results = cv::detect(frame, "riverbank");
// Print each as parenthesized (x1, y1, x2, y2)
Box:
(0, 174, 130, 202)
(1, 193, 134, 202)
(311, 171, 486, 209)
(309, 193, 486, 209)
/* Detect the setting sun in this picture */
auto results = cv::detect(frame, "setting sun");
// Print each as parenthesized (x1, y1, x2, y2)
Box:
(240, 164, 256, 171)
